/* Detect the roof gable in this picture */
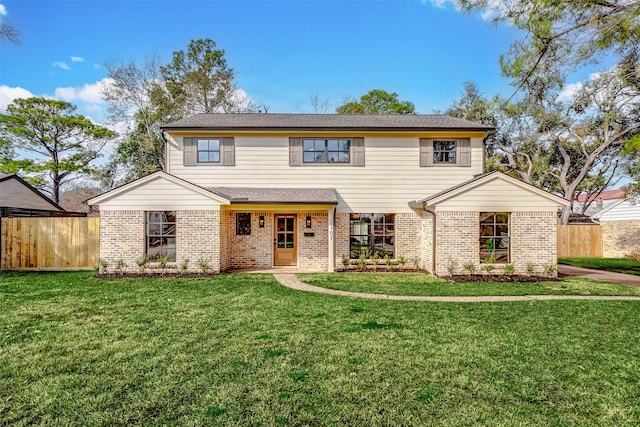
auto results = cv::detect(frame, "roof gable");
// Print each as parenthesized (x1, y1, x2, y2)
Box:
(88, 171, 231, 206)
(0, 174, 64, 211)
(410, 171, 570, 209)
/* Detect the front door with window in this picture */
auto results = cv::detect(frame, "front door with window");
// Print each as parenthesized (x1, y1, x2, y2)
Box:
(274, 214, 297, 266)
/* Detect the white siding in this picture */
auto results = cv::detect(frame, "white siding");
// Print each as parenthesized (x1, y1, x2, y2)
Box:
(167, 136, 485, 213)
(433, 178, 562, 212)
(98, 176, 224, 211)
(597, 200, 640, 221)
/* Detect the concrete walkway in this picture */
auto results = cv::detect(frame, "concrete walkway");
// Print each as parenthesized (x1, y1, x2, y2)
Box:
(558, 264, 640, 287)
(273, 273, 640, 302)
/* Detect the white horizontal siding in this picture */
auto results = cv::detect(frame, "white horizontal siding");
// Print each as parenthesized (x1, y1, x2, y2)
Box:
(167, 136, 485, 213)
(434, 179, 561, 212)
(99, 177, 223, 211)
(597, 200, 640, 221)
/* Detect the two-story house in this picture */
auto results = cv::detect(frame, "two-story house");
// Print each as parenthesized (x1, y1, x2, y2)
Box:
(89, 114, 569, 276)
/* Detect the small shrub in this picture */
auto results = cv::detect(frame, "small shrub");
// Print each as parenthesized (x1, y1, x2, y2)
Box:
(544, 264, 558, 277)
(156, 255, 169, 271)
(115, 258, 127, 275)
(462, 262, 476, 275)
(480, 263, 495, 274)
(198, 258, 210, 274)
(98, 258, 109, 274)
(179, 258, 190, 272)
(135, 256, 149, 273)
(398, 255, 407, 269)
(412, 257, 420, 270)
(446, 258, 457, 275)
(525, 262, 536, 276)
(371, 252, 380, 272)
(341, 254, 350, 270)
(384, 254, 392, 271)
(504, 263, 515, 276)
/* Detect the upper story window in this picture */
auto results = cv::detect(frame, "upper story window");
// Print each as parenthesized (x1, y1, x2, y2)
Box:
(197, 138, 221, 163)
(419, 138, 471, 167)
(303, 139, 350, 163)
(433, 140, 457, 164)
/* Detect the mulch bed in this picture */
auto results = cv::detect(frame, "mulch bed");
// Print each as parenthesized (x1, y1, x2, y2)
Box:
(96, 272, 217, 279)
(442, 274, 559, 283)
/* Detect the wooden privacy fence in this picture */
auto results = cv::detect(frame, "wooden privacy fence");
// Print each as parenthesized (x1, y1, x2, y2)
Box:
(557, 224, 603, 258)
(1, 217, 99, 270)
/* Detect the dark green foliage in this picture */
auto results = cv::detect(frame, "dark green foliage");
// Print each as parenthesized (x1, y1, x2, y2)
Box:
(336, 89, 415, 114)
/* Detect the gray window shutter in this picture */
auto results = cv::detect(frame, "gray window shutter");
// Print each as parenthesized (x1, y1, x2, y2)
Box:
(419, 138, 433, 167)
(221, 137, 235, 166)
(458, 138, 471, 167)
(183, 137, 196, 166)
(352, 137, 365, 166)
(289, 137, 302, 166)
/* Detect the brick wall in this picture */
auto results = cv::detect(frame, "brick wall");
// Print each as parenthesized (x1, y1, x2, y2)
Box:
(434, 211, 479, 276)
(335, 213, 350, 269)
(395, 213, 423, 268)
(511, 211, 557, 275)
(226, 211, 273, 270)
(176, 210, 220, 273)
(99, 210, 221, 273)
(100, 210, 144, 271)
(420, 212, 434, 273)
(601, 220, 640, 257)
(298, 211, 329, 271)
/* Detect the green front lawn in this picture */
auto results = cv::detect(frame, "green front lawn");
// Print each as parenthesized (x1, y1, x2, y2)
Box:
(2, 271, 640, 425)
(299, 272, 640, 296)
(559, 257, 640, 276)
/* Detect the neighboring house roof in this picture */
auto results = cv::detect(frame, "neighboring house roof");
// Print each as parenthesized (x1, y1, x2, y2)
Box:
(575, 189, 626, 202)
(161, 113, 494, 132)
(0, 173, 64, 212)
(566, 213, 599, 224)
(409, 171, 570, 208)
(210, 187, 338, 205)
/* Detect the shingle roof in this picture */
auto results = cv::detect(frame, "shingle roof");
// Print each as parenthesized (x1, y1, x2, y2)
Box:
(210, 187, 338, 204)
(161, 113, 493, 131)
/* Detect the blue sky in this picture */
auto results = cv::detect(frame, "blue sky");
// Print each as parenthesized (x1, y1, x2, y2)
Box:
(2, 0, 524, 123)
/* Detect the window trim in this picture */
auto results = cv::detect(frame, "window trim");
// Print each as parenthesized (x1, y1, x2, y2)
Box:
(146, 211, 177, 261)
(290, 137, 365, 167)
(236, 212, 251, 236)
(349, 213, 395, 259)
(302, 138, 351, 164)
(419, 138, 471, 167)
(432, 139, 458, 164)
(479, 212, 510, 264)
(196, 138, 221, 164)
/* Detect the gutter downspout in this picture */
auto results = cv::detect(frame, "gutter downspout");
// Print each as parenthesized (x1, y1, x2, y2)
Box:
(423, 202, 437, 275)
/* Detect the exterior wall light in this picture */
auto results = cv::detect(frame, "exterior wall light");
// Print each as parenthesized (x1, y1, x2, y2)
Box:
(259, 215, 265, 228)
(306, 215, 312, 228)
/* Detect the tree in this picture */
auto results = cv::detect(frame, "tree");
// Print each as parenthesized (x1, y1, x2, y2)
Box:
(0, 97, 116, 203)
(102, 39, 258, 186)
(446, 71, 640, 224)
(455, 0, 640, 97)
(336, 89, 416, 114)
(0, 18, 20, 45)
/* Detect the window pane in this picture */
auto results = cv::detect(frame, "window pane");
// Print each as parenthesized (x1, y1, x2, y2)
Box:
(209, 152, 220, 163)
(496, 224, 509, 235)
(327, 152, 339, 163)
(197, 139, 209, 150)
(339, 140, 350, 151)
(314, 152, 326, 162)
(315, 140, 325, 151)
(373, 224, 384, 234)
(303, 152, 316, 163)
(198, 152, 209, 163)
(303, 140, 314, 151)
(496, 213, 509, 224)
(162, 223, 176, 236)
(480, 225, 495, 237)
(148, 223, 161, 236)
(339, 152, 350, 163)
(327, 139, 339, 151)
(446, 153, 456, 163)
(164, 212, 176, 222)
(286, 217, 294, 231)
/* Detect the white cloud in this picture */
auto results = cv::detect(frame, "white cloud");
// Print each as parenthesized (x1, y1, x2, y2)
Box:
(425, 0, 453, 8)
(53, 61, 70, 70)
(71, 56, 86, 63)
(0, 4, 7, 16)
(0, 85, 34, 111)
(54, 78, 112, 104)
